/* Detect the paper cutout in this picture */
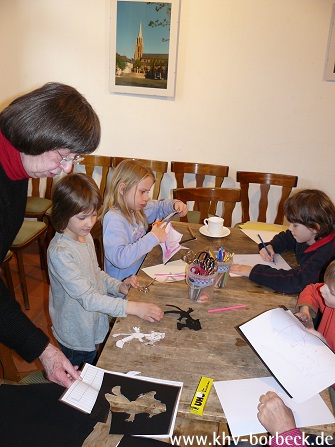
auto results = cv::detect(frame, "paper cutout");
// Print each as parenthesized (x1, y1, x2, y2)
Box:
(164, 305, 202, 331)
(112, 326, 165, 348)
(105, 386, 166, 422)
(160, 222, 183, 264)
(61, 364, 183, 439)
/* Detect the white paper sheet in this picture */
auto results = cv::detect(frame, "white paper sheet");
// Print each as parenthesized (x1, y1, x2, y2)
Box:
(214, 376, 335, 437)
(142, 259, 187, 282)
(238, 308, 335, 402)
(60, 363, 107, 413)
(230, 253, 291, 276)
(240, 228, 280, 244)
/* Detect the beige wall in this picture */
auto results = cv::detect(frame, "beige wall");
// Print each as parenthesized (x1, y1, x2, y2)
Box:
(1, 0, 335, 224)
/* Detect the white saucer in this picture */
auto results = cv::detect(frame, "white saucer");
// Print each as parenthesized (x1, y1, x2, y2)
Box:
(199, 225, 231, 238)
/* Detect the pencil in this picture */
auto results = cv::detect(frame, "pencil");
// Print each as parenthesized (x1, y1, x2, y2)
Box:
(257, 234, 275, 264)
(208, 305, 247, 313)
(187, 225, 196, 239)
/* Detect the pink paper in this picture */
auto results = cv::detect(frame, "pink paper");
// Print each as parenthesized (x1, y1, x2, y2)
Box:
(160, 222, 183, 264)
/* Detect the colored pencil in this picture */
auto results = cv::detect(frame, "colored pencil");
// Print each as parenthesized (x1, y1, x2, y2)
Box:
(208, 305, 247, 313)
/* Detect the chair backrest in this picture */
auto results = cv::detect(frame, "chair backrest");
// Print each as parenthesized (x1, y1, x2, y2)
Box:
(171, 161, 229, 215)
(236, 171, 298, 225)
(173, 187, 241, 227)
(171, 161, 229, 188)
(77, 155, 113, 197)
(29, 177, 54, 200)
(112, 157, 168, 200)
(75, 155, 113, 270)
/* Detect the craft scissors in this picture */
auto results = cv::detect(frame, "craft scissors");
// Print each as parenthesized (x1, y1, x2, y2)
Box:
(156, 211, 178, 228)
(193, 251, 217, 274)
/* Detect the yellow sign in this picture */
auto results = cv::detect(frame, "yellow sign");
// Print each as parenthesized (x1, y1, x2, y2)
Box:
(190, 376, 213, 416)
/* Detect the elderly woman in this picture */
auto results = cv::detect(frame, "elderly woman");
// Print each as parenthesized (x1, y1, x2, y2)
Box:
(0, 82, 100, 387)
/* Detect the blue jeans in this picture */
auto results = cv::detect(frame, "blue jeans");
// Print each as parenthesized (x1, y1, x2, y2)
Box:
(58, 342, 98, 369)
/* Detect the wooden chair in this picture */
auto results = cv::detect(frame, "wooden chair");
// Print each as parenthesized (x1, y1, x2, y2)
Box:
(171, 161, 229, 216)
(112, 157, 168, 200)
(1, 251, 15, 300)
(76, 155, 114, 269)
(236, 171, 298, 225)
(0, 343, 21, 382)
(10, 221, 49, 310)
(25, 178, 53, 222)
(0, 342, 49, 383)
(173, 187, 241, 227)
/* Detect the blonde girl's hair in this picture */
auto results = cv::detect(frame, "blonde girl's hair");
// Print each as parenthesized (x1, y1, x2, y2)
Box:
(102, 159, 155, 227)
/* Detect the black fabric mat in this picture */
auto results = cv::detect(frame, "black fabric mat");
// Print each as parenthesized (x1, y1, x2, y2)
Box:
(0, 383, 96, 447)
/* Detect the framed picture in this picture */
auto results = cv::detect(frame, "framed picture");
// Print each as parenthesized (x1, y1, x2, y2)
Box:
(324, 4, 335, 81)
(110, 0, 181, 97)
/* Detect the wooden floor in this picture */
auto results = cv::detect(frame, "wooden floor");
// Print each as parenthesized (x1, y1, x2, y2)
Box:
(0, 241, 56, 377)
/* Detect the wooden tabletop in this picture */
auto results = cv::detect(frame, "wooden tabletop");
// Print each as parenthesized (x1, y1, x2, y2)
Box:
(96, 222, 335, 441)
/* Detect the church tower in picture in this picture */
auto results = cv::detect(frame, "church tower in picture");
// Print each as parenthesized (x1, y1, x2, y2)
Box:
(134, 21, 144, 60)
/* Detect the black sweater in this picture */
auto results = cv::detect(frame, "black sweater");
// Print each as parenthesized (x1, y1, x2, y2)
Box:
(249, 229, 335, 295)
(0, 164, 49, 362)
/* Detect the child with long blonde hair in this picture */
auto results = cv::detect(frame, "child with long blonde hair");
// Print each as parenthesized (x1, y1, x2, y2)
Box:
(102, 159, 187, 280)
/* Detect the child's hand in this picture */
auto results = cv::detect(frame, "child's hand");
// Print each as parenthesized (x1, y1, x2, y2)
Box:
(295, 306, 313, 328)
(151, 222, 167, 243)
(126, 301, 164, 322)
(229, 264, 252, 277)
(119, 275, 139, 294)
(174, 200, 188, 217)
(259, 244, 275, 262)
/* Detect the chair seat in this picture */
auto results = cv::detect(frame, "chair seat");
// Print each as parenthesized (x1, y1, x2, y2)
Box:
(12, 221, 47, 247)
(25, 197, 52, 215)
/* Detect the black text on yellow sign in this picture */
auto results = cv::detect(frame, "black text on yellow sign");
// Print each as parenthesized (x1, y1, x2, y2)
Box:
(190, 376, 213, 416)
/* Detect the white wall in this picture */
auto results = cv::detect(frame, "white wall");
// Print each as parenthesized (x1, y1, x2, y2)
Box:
(1, 0, 335, 224)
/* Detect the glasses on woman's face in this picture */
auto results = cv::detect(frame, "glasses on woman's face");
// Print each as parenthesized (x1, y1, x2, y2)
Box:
(58, 151, 85, 165)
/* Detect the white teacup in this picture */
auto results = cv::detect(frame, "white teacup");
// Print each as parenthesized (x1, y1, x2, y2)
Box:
(203, 216, 224, 236)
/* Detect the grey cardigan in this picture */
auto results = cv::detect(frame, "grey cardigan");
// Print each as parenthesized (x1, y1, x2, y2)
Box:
(48, 232, 127, 351)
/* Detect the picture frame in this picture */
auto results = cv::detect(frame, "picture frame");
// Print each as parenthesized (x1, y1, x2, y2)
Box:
(324, 3, 335, 81)
(109, 0, 181, 97)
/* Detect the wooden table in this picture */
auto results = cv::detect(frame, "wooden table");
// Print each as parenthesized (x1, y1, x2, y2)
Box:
(87, 223, 334, 445)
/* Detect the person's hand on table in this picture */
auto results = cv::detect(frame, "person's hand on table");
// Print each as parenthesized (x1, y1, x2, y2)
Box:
(126, 301, 164, 322)
(257, 391, 296, 436)
(230, 264, 252, 277)
(259, 244, 275, 262)
(39, 343, 81, 388)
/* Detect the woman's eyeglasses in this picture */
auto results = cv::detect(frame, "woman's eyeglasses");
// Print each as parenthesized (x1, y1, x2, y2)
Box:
(58, 153, 85, 165)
